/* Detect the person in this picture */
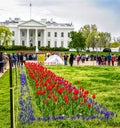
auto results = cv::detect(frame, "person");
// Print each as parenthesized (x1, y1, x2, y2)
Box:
(69, 53, 74, 66)
(111, 54, 115, 66)
(117, 55, 120, 66)
(86, 54, 89, 61)
(19, 52, 24, 66)
(17, 52, 21, 67)
(97, 55, 102, 65)
(107, 53, 111, 66)
(0, 52, 5, 73)
(76, 54, 80, 65)
(3, 53, 9, 70)
(101, 55, 106, 65)
(63, 53, 68, 65)
(11, 53, 18, 67)
(81, 54, 85, 63)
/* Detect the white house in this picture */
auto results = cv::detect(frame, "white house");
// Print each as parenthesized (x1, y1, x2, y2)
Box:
(0, 18, 74, 51)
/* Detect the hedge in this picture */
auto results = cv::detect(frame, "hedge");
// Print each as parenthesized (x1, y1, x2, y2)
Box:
(0, 45, 69, 51)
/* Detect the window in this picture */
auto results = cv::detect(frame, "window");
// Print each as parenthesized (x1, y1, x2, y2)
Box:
(30, 31, 33, 37)
(38, 32, 41, 37)
(22, 40, 25, 46)
(48, 32, 51, 37)
(61, 41, 64, 47)
(54, 32, 57, 37)
(54, 41, 57, 47)
(48, 41, 50, 47)
(38, 41, 41, 46)
(68, 32, 70, 37)
(22, 31, 25, 36)
(61, 32, 64, 37)
(12, 31, 15, 36)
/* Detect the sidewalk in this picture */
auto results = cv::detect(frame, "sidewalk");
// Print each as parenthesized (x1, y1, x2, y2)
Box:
(0, 61, 118, 78)
(0, 64, 9, 78)
(0, 70, 7, 78)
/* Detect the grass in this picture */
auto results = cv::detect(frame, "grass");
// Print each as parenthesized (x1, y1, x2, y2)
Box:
(0, 65, 120, 128)
(0, 71, 10, 128)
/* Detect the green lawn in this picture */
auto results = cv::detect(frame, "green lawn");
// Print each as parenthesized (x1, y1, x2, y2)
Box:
(0, 66, 120, 128)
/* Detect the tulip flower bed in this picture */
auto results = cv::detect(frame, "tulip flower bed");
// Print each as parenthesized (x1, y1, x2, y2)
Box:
(19, 73, 35, 124)
(19, 62, 115, 125)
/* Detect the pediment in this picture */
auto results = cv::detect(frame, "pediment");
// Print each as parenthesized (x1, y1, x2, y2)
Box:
(18, 19, 46, 27)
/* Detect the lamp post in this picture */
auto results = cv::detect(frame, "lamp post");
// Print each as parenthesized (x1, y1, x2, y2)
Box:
(35, 45, 39, 53)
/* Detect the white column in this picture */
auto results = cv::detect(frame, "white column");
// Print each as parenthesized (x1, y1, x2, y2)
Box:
(18, 28, 20, 45)
(35, 29, 39, 53)
(26, 29, 29, 47)
(43, 29, 47, 47)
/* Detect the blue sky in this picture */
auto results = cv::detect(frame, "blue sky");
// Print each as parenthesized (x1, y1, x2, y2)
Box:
(0, 0, 120, 38)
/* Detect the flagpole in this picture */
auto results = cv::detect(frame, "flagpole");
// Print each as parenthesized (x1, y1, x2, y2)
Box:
(30, 2, 32, 19)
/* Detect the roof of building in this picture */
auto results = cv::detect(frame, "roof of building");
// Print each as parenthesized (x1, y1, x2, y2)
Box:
(0, 18, 73, 27)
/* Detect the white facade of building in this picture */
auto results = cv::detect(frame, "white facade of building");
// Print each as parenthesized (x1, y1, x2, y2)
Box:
(0, 18, 74, 49)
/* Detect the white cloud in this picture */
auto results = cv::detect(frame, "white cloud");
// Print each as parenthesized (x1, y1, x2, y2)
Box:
(0, 0, 120, 38)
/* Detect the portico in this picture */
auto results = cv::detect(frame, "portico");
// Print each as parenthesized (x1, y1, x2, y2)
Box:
(18, 19, 47, 51)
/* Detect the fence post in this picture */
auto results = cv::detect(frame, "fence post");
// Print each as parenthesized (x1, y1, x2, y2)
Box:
(8, 54, 14, 128)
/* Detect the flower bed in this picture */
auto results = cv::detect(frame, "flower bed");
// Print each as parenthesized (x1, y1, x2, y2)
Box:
(19, 73, 35, 124)
(19, 62, 115, 124)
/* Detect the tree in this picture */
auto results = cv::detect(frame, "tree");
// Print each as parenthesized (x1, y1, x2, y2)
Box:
(113, 36, 120, 43)
(98, 32, 111, 48)
(0, 26, 12, 46)
(80, 24, 112, 51)
(68, 31, 86, 53)
(90, 31, 98, 51)
(110, 42, 120, 48)
(80, 24, 97, 49)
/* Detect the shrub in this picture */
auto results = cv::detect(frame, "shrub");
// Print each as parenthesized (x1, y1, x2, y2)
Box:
(38, 46, 69, 51)
(86, 49, 90, 52)
(26, 46, 36, 50)
(0, 45, 5, 50)
(103, 48, 111, 52)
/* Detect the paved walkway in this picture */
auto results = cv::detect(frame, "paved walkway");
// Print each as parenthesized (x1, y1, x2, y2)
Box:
(0, 61, 118, 78)
(0, 63, 9, 78)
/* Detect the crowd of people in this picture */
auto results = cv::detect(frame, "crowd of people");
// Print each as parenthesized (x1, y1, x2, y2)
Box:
(1, 52, 120, 74)
(63, 53, 120, 66)
(0, 52, 37, 73)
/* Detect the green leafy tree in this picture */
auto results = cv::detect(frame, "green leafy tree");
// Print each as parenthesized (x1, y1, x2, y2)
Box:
(0, 26, 12, 46)
(113, 36, 120, 43)
(80, 24, 97, 49)
(98, 32, 111, 48)
(68, 31, 86, 53)
(110, 42, 120, 48)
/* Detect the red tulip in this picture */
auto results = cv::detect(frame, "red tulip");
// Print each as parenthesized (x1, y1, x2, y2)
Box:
(47, 94, 51, 99)
(87, 103, 92, 108)
(80, 87, 84, 92)
(80, 102, 83, 105)
(84, 90, 89, 95)
(84, 98, 87, 103)
(44, 100, 48, 104)
(36, 90, 42, 95)
(64, 95, 69, 103)
(73, 89, 79, 95)
(80, 93, 83, 97)
(92, 94, 96, 99)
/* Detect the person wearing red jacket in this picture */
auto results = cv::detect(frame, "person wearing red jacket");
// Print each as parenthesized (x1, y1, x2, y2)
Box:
(111, 54, 115, 66)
